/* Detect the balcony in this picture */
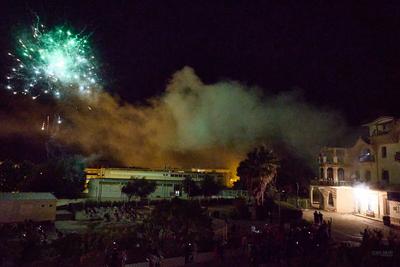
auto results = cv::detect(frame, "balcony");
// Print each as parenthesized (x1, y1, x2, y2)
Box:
(310, 179, 353, 187)
(318, 156, 344, 165)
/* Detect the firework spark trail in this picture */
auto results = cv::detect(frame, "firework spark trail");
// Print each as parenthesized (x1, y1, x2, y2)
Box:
(5, 20, 99, 99)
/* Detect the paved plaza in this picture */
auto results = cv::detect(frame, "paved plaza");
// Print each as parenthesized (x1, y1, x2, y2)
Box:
(303, 209, 400, 243)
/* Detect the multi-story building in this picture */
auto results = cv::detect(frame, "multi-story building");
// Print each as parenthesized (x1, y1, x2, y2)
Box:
(85, 167, 231, 201)
(310, 116, 400, 225)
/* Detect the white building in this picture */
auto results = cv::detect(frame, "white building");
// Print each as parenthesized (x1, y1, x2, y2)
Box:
(86, 167, 230, 201)
(0, 192, 57, 223)
(310, 116, 400, 224)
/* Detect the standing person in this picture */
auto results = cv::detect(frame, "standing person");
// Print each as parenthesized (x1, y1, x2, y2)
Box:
(184, 242, 193, 264)
(313, 210, 318, 224)
(121, 249, 128, 267)
(318, 211, 323, 225)
(327, 218, 332, 239)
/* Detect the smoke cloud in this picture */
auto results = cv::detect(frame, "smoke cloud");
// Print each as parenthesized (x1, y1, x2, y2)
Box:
(59, 67, 345, 168)
(1, 66, 347, 173)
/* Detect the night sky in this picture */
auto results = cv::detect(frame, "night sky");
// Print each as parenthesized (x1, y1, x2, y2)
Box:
(1, 1, 400, 162)
(1, 1, 400, 124)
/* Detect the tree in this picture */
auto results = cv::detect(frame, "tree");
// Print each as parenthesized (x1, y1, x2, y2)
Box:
(148, 199, 214, 252)
(200, 175, 223, 197)
(122, 178, 156, 201)
(0, 160, 35, 192)
(236, 146, 279, 205)
(23, 155, 86, 198)
(275, 154, 314, 197)
(0, 160, 18, 192)
(183, 176, 201, 198)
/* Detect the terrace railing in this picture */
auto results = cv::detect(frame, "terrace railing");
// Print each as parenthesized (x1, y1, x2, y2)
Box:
(310, 179, 353, 187)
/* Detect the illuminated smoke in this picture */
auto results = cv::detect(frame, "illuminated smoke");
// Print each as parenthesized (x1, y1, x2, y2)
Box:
(0, 67, 346, 172)
(54, 67, 345, 170)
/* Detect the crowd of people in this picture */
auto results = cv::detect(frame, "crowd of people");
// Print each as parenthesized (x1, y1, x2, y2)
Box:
(219, 218, 333, 266)
(80, 204, 138, 223)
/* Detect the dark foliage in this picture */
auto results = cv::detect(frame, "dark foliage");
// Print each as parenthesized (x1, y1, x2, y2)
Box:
(0, 156, 85, 198)
(24, 155, 86, 198)
(182, 176, 201, 197)
(236, 146, 279, 192)
(121, 178, 157, 201)
(146, 198, 214, 254)
(200, 174, 223, 197)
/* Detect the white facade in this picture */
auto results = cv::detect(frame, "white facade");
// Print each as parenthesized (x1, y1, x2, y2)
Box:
(387, 192, 400, 225)
(86, 167, 229, 201)
(310, 186, 389, 220)
(311, 116, 400, 224)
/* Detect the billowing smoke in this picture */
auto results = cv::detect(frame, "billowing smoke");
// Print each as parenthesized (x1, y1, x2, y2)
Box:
(1, 66, 347, 172)
(58, 67, 345, 169)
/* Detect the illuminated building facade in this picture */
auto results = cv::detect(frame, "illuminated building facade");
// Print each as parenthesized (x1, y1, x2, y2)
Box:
(85, 167, 231, 201)
(310, 116, 400, 224)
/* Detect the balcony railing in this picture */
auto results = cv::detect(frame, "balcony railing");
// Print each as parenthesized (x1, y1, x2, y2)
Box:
(318, 156, 344, 165)
(310, 179, 353, 187)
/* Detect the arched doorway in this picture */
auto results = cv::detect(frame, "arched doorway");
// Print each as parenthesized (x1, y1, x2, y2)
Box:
(328, 192, 334, 207)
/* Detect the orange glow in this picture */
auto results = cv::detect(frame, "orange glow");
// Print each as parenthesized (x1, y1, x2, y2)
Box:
(227, 160, 240, 187)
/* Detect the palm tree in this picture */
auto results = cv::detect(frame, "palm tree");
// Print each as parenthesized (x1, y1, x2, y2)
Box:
(236, 146, 279, 205)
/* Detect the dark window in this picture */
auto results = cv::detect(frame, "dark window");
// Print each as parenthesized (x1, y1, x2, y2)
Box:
(49, 204, 53, 207)
(395, 152, 400, 162)
(381, 147, 387, 158)
(382, 170, 390, 183)
(359, 148, 374, 162)
(320, 168, 324, 179)
(41, 204, 45, 208)
(327, 168, 333, 180)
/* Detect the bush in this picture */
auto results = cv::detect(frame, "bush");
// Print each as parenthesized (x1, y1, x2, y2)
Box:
(211, 210, 220, 218)
(229, 198, 251, 220)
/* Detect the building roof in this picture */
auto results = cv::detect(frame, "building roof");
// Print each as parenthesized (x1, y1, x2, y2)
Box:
(0, 192, 57, 201)
(362, 116, 395, 127)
